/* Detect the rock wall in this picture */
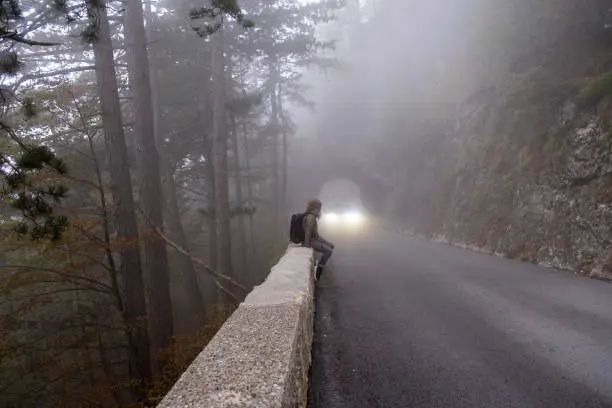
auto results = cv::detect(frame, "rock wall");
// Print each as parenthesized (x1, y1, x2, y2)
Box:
(390, 95, 612, 281)
(157, 246, 314, 408)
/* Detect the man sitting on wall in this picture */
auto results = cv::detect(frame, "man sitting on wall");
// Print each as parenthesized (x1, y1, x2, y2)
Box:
(290, 198, 335, 280)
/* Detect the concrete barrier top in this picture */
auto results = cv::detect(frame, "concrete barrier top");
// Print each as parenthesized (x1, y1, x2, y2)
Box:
(158, 246, 314, 408)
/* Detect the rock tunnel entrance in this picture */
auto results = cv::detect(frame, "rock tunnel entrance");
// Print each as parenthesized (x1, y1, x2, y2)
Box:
(318, 179, 363, 208)
(286, 145, 390, 218)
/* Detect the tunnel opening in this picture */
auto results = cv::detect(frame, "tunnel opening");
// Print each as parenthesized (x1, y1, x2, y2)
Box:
(286, 142, 391, 220)
(318, 179, 364, 209)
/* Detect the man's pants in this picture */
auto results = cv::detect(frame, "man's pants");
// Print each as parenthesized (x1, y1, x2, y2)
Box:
(311, 238, 334, 267)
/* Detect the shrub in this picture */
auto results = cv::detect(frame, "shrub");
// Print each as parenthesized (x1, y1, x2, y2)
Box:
(577, 70, 612, 108)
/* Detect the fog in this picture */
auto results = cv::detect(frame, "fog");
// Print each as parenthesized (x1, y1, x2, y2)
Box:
(1, 0, 610, 405)
(289, 0, 609, 216)
(319, 178, 362, 207)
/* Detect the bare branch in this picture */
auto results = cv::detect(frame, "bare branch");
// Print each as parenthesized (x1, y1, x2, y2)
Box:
(153, 226, 247, 300)
(14, 66, 97, 88)
(2, 32, 60, 46)
(15, 63, 128, 88)
(5, 265, 114, 293)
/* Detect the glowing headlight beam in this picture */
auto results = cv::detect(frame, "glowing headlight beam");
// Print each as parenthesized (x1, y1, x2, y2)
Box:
(324, 212, 339, 223)
(344, 211, 364, 224)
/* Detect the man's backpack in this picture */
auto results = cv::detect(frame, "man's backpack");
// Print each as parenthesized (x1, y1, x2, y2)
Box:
(289, 212, 307, 244)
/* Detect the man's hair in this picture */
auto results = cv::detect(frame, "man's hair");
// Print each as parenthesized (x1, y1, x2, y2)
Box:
(306, 198, 322, 212)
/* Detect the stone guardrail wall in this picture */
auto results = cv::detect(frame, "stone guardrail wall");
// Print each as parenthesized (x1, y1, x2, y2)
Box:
(158, 246, 315, 408)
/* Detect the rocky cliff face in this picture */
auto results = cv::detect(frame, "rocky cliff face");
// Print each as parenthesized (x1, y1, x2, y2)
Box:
(390, 95, 612, 280)
(359, 0, 612, 280)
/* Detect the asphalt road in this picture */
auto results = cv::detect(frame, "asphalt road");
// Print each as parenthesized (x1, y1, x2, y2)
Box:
(307, 230, 612, 408)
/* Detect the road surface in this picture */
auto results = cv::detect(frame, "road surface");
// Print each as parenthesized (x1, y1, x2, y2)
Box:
(308, 230, 612, 408)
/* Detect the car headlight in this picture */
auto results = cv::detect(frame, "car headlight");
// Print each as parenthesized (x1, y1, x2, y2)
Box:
(323, 212, 339, 223)
(344, 211, 364, 224)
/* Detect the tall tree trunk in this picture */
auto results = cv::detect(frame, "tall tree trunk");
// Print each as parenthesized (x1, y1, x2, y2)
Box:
(269, 60, 281, 234)
(143, 1, 160, 140)
(230, 114, 248, 285)
(194, 43, 218, 306)
(211, 29, 233, 284)
(206, 158, 219, 272)
(164, 164, 206, 318)
(145, 0, 204, 329)
(241, 120, 257, 283)
(238, 67, 257, 277)
(88, 0, 152, 387)
(124, 0, 174, 355)
(277, 79, 288, 217)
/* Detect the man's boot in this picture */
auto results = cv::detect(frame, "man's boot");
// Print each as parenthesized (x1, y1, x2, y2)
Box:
(315, 265, 324, 280)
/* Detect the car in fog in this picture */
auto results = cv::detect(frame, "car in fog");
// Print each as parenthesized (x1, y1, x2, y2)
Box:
(320, 202, 367, 231)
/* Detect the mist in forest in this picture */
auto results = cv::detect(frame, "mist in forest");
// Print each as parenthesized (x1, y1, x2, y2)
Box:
(1, 0, 610, 406)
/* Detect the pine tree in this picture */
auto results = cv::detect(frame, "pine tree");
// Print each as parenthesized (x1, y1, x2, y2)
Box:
(238, 0, 340, 219)
(147, 0, 221, 304)
(86, 0, 153, 387)
(124, 0, 175, 358)
(190, 0, 254, 285)
(0, 0, 70, 240)
(145, 0, 206, 330)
